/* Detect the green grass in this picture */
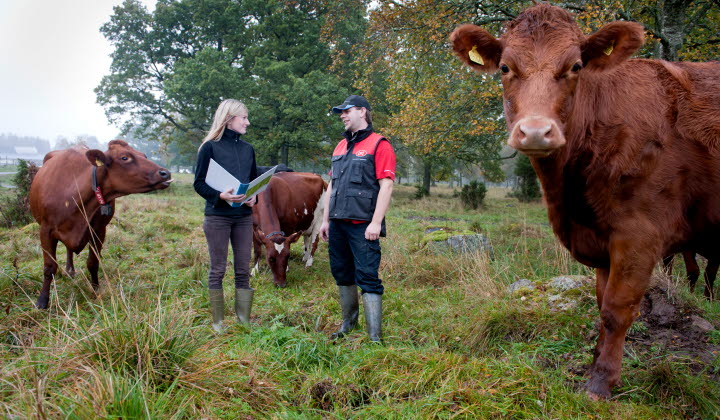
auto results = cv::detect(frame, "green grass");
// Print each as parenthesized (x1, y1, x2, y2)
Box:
(0, 175, 718, 418)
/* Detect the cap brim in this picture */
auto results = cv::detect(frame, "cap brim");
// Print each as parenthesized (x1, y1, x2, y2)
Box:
(331, 104, 355, 113)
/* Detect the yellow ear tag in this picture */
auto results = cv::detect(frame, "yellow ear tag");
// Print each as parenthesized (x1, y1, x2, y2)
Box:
(469, 45, 484, 65)
(96, 159, 104, 167)
(603, 41, 614, 56)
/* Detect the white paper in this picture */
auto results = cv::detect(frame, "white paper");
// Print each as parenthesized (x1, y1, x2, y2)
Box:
(205, 159, 241, 206)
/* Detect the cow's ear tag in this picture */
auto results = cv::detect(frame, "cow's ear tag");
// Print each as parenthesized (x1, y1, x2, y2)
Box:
(95, 159, 104, 167)
(603, 41, 614, 56)
(469, 45, 484, 65)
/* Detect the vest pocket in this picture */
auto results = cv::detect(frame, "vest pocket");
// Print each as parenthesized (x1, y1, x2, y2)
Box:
(345, 188, 375, 219)
(350, 159, 367, 184)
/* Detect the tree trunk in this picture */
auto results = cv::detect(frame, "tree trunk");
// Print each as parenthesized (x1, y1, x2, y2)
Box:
(280, 143, 289, 167)
(422, 160, 432, 197)
(657, 0, 693, 61)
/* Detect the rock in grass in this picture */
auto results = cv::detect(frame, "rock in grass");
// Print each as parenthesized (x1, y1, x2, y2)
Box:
(548, 275, 589, 292)
(424, 228, 494, 258)
(508, 279, 535, 294)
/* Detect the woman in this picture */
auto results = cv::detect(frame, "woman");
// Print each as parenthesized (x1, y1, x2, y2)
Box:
(194, 99, 258, 332)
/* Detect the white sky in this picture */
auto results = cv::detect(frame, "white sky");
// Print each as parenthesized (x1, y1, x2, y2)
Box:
(0, 0, 156, 146)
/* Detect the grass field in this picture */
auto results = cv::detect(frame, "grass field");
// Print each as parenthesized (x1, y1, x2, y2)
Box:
(1, 174, 718, 418)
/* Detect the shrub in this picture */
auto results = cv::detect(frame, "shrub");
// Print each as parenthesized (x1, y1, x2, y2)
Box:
(0, 160, 38, 228)
(413, 183, 428, 199)
(509, 154, 541, 202)
(459, 180, 487, 209)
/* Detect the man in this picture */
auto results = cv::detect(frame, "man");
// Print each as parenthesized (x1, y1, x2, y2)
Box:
(319, 95, 396, 343)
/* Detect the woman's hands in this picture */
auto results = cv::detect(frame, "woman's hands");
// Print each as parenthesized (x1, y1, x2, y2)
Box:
(219, 188, 257, 206)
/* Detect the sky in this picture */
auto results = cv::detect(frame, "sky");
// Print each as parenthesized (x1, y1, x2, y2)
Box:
(0, 0, 156, 146)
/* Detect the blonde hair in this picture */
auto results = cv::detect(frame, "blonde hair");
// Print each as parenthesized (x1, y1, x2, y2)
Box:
(200, 99, 248, 148)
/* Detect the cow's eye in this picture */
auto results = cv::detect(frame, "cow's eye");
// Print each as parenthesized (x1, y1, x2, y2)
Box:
(121, 156, 129, 161)
(500, 64, 510, 74)
(571, 62, 582, 72)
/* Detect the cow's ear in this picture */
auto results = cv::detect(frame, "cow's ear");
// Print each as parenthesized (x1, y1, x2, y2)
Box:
(582, 21, 645, 71)
(287, 231, 303, 244)
(86, 150, 111, 167)
(450, 24, 503, 73)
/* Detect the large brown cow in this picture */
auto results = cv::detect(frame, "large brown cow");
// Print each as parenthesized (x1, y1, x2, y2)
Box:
(252, 172, 326, 287)
(29, 140, 172, 309)
(451, 4, 720, 399)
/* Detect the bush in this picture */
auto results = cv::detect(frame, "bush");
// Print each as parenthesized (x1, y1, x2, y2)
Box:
(413, 183, 428, 199)
(459, 180, 487, 209)
(0, 160, 38, 228)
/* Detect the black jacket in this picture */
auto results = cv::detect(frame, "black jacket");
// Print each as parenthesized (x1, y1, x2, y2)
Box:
(193, 128, 257, 217)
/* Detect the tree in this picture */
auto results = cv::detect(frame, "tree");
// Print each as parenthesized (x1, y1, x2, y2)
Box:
(511, 154, 541, 202)
(96, 0, 368, 167)
(357, 0, 517, 196)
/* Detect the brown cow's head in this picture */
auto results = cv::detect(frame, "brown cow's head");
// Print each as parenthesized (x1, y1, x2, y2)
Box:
(85, 140, 172, 194)
(257, 229, 303, 287)
(450, 4, 644, 157)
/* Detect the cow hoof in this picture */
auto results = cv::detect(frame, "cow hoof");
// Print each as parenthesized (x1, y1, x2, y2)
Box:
(584, 379, 611, 401)
(35, 298, 49, 310)
(275, 283, 288, 288)
(305, 257, 314, 267)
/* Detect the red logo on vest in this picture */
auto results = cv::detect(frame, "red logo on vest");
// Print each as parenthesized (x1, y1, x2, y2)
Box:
(356, 150, 367, 157)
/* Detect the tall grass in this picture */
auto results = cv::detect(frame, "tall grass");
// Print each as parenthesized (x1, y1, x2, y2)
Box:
(0, 178, 717, 418)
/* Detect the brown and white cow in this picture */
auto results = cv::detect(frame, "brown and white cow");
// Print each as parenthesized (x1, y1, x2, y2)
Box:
(451, 4, 720, 399)
(29, 140, 172, 309)
(252, 172, 326, 287)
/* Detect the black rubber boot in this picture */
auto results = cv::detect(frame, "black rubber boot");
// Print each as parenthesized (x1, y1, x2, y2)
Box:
(330, 285, 359, 339)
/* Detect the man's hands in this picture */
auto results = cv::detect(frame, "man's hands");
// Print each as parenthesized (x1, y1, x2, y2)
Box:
(365, 222, 381, 240)
(319, 221, 330, 242)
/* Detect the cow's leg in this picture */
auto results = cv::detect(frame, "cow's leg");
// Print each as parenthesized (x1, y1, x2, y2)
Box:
(37, 227, 59, 309)
(586, 242, 654, 400)
(251, 233, 262, 277)
(302, 233, 310, 263)
(703, 258, 719, 300)
(86, 220, 108, 294)
(592, 267, 610, 364)
(65, 248, 76, 278)
(683, 251, 700, 293)
(311, 230, 320, 259)
(303, 232, 315, 267)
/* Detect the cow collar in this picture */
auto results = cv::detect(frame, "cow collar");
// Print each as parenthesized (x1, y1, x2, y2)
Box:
(91, 166, 113, 216)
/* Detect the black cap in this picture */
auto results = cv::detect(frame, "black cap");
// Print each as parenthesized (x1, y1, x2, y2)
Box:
(331, 95, 372, 113)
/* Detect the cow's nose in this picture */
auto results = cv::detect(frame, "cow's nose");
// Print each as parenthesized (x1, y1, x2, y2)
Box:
(158, 169, 170, 179)
(519, 121, 552, 147)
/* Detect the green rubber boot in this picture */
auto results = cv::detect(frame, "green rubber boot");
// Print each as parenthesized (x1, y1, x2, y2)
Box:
(362, 293, 382, 343)
(331, 285, 359, 339)
(234, 288, 254, 325)
(209, 288, 225, 333)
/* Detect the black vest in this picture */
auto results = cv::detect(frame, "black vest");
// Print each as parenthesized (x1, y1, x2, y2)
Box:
(329, 132, 386, 222)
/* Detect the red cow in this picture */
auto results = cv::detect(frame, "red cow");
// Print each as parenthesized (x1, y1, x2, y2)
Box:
(29, 140, 172, 309)
(252, 172, 326, 287)
(451, 4, 720, 399)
